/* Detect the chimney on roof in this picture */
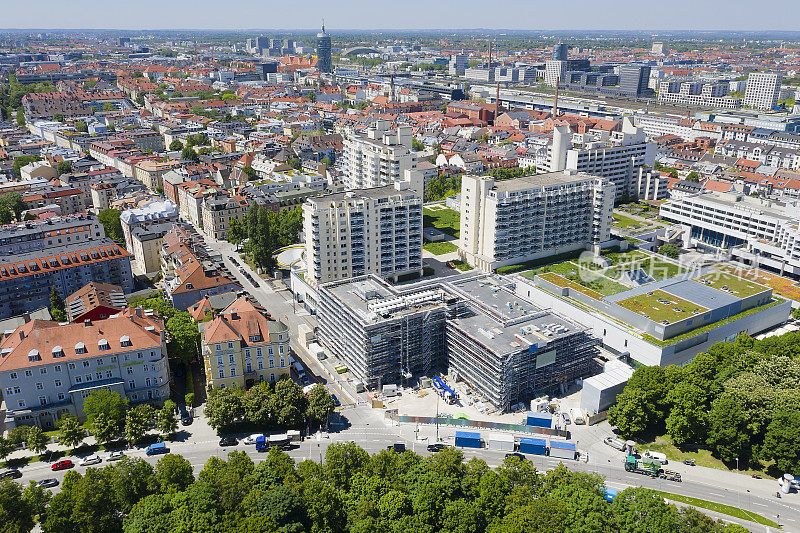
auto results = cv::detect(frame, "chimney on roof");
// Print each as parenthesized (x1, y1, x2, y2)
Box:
(553, 77, 560, 117)
(231, 312, 239, 320)
(84, 319, 92, 327)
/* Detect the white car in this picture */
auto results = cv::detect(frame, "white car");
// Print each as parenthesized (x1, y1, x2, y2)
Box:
(78, 454, 102, 467)
(643, 451, 668, 464)
(106, 451, 125, 461)
(243, 434, 264, 445)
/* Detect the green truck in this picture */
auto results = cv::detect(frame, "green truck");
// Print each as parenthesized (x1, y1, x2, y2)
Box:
(624, 455, 659, 477)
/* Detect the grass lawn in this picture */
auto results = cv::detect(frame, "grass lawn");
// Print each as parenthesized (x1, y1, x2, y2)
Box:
(538, 272, 605, 300)
(423, 241, 458, 255)
(612, 213, 653, 230)
(451, 260, 473, 272)
(654, 491, 778, 528)
(522, 261, 629, 296)
(617, 290, 708, 323)
(721, 265, 800, 301)
(693, 271, 769, 298)
(423, 207, 460, 239)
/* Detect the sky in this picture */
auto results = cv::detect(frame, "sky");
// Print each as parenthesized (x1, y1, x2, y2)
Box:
(2, 0, 800, 32)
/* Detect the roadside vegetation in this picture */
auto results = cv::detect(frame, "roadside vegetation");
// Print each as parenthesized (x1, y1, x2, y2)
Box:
(0, 448, 749, 533)
(609, 332, 800, 477)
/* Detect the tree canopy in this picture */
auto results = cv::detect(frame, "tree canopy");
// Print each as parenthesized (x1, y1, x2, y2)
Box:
(609, 331, 800, 471)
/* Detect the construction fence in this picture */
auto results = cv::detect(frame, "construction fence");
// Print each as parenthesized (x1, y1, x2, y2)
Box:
(385, 410, 570, 439)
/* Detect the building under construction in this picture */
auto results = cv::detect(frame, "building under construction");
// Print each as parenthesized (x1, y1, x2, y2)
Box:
(444, 276, 598, 411)
(317, 274, 598, 411)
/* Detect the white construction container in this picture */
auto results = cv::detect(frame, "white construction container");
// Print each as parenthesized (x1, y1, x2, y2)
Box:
(308, 342, 326, 360)
(487, 432, 515, 452)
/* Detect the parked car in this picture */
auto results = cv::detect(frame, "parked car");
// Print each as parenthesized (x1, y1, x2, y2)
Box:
(331, 394, 340, 407)
(387, 443, 406, 453)
(561, 412, 571, 425)
(107, 451, 125, 461)
(603, 436, 627, 451)
(78, 455, 102, 467)
(505, 452, 525, 461)
(243, 434, 264, 445)
(0, 469, 22, 480)
(181, 413, 193, 426)
(38, 478, 59, 488)
(51, 460, 74, 471)
(427, 443, 447, 452)
(219, 436, 239, 447)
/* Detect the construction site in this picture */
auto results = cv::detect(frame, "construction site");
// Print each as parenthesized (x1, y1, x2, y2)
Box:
(316, 273, 600, 413)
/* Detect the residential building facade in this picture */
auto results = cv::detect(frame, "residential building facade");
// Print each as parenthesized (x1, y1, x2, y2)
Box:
(459, 171, 615, 272)
(0, 309, 170, 430)
(342, 119, 418, 190)
(303, 181, 424, 285)
(201, 296, 291, 389)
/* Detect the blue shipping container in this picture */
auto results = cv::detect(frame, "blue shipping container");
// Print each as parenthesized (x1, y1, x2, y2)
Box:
(518, 437, 547, 456)
(526, 411, 553, 428)
(454, 431, 481, 448)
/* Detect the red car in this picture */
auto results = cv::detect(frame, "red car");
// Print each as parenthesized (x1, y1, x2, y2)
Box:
(50, 459, 74, 471)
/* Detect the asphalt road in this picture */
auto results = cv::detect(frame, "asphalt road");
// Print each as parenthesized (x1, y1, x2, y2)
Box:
(10, 404, 798, 532)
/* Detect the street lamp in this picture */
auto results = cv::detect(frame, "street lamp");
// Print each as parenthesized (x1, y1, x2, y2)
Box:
(735, 457, 741, 511)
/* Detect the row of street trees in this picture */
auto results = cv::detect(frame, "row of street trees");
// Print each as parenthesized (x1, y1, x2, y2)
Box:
(609, 332, 800, 473)
(204, 380, 334, 432)
(0, 391, 177, 466)
(1, 445, 748, 533)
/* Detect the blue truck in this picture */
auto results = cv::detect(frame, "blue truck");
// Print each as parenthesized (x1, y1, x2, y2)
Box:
(454, 431, 481, 448)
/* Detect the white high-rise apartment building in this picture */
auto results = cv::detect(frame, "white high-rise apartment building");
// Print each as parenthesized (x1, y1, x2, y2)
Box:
(544, 118, 655, 202)
(744, 72, 782, 111)
(459, 171, 615, 271)
(544, 60, 566, 87)
(303, 178, 424, 285)
(342, 119, 418, 190)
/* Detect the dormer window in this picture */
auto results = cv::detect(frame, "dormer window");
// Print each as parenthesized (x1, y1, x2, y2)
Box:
(28, 349, 41, 362)
(120, 335, 132, 347)
(98, 339, 110, 351)
(52, 346, 65, 358)
(249, 335, 262, 343)
(75, 342, 87, 354)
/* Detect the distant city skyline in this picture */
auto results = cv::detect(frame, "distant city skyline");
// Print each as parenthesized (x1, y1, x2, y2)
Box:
(2, 0, 799, 32)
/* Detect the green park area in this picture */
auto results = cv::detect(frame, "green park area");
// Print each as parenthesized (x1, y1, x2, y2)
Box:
(617, 289, 708, 323)
(423, 205, 460, 239)
(423, 241, 458, 255)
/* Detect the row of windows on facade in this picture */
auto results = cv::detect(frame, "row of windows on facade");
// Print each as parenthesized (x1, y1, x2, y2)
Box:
(8, 351, 159, 380)
(217, 355, 285, 371)
(214, 336, 284, 352)
(12, 378, 162, 409)
(7, 370, 162, 396)
(216, 373, 278, 387)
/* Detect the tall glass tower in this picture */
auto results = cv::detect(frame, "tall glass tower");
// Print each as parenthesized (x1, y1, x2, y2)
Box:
(317, 24, 332, 73)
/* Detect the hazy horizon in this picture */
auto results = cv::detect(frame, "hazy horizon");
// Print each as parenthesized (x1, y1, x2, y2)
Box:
(2, 0, 799, 32)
